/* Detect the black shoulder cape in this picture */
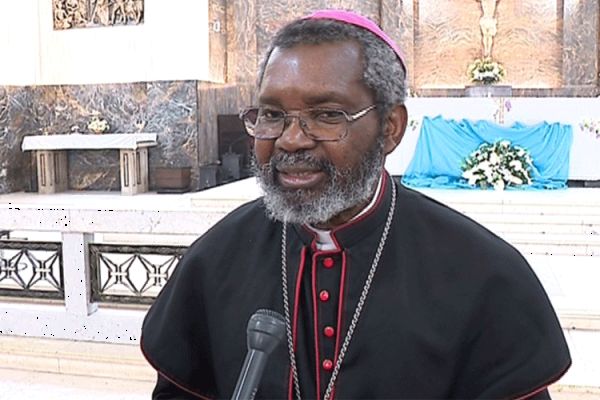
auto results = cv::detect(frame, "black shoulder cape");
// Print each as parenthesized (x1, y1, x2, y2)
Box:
(141, 177, 570, 399)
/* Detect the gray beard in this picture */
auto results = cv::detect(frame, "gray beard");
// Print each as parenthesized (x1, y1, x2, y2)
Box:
(252, 136, 385, 226)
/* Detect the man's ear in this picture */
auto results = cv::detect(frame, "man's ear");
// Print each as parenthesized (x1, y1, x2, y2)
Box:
(383, 104, 408, 155)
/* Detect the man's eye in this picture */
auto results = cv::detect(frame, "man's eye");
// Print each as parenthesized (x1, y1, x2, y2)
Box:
(311, 110, 346, 124)
(259, 109, 285, 121)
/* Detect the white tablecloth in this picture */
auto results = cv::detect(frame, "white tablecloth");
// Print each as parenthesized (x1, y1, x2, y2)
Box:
(22, 133, 158, 151)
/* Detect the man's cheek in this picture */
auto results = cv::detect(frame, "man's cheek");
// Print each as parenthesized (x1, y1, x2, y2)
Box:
(253, 142, 274, 165)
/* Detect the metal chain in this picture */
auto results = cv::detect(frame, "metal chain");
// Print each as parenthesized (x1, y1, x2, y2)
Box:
(281, 223, 302, 400)
(282, 182, 397, 400)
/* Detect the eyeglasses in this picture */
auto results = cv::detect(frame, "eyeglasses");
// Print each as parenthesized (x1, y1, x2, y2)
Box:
(239, 104, 377, 142)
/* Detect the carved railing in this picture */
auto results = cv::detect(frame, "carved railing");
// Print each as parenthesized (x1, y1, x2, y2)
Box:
(89, 243, 187, 304)
(0, 189, 234, 343)
(0, 241, 63, 299)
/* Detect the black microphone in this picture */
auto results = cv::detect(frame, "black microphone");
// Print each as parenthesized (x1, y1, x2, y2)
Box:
(231, 309, 286, 400)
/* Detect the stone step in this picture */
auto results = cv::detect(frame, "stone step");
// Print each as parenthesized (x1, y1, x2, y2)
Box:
(449, 202, 600, 216)
(420, 189, 600, 207)
(0, 367, 153, 399)
(502, 232, 600, 245)
(550, 385, 600, 400)
(459, 212, 600, 255)
(0, 335, 154, 382)
(484, 222, 599, 235)
(516, 243, 599, 256)
(448, 202, 600, 256)
(465, 212, 600, 226)
(0, 332, 597, 397)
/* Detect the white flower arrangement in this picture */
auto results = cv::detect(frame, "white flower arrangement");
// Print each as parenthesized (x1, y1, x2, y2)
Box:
(87, 115, 110, 134)
(467, 57, 506, 85)
(461, 140, 533, 190)
(580, 119, 600, 139)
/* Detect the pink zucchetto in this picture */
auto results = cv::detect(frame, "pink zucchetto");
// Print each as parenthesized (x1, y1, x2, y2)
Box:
(304, 9, 407, 72)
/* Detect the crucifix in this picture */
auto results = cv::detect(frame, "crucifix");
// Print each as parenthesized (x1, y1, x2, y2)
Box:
(478, 0, 500, 57)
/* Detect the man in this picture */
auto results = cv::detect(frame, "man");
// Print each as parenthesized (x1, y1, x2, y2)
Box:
(141, 10, 570, 399)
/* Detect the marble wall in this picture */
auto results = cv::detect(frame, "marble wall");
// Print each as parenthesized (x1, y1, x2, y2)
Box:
(384, 0, 598, 94)
(0, 87, 37, 194)
(208, 0, 227, 83)
(563, 0, 600, 88)
(400, 0, 564, 89)
(0, 82, 201, 193)
(223, 0, 600, 94)
(1, 0, 599, 194)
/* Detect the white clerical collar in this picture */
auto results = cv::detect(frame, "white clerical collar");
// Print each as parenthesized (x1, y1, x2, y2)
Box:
(306, 174, 384, 251)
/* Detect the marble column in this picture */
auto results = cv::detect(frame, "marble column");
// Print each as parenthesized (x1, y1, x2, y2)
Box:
(227, 0, 259, 83)
(0, 87, 8, 194)
(381, 0, 415, 91)
(562, 0, 599, 90)
(2, 87, 37, 194)
(209, 0, 228, 83)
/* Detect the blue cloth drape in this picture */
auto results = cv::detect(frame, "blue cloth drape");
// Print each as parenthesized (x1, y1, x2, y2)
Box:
(401, 116, 573, 190)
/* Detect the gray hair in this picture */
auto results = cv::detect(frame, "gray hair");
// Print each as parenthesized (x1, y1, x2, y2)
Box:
(257, 17, 407, 122)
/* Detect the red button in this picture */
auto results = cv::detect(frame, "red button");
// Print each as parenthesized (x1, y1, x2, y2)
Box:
(319, 290, 330, 302)
(323, 257, 334, 268)
(323, 326, 335, 338)
(322, 359, 333, 371)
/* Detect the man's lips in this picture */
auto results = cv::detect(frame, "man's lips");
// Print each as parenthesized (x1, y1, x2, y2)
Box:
(276, 167, 326, 189)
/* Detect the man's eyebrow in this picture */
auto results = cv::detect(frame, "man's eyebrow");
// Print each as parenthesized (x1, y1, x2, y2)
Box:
(302, 92, 349, 105)
(257, 95, 282, 106)
(258, 92, 352, 107)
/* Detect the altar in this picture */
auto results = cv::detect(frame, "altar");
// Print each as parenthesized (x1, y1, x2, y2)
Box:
(386, 97, 600, 185)
(21, 133, 158, 195)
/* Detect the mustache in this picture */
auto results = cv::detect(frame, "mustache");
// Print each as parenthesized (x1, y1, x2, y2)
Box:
(266, 152, 334, 174)
(271, 152, 323, 169)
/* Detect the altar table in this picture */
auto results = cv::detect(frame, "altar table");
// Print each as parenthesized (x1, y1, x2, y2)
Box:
(21, 133, 158, 195)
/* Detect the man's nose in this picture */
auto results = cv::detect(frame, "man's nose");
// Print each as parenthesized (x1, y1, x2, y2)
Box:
(275, 116, 316, 152)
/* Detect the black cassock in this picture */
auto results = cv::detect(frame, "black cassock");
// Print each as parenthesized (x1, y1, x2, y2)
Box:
(141, 173, 571, 399)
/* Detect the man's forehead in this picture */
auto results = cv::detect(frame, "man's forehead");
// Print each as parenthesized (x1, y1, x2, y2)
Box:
(261, 42, 364, 92)
(259, 41, 366, 104)
(270, 40, 361, 60)
(264, 41, 362, 75)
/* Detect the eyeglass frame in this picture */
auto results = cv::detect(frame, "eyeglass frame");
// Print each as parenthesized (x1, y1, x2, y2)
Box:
(238, 104, 377, 142)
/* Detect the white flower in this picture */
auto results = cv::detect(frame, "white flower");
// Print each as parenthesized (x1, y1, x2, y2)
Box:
(508, 175, 523, 185)
(88, 116, 110, 133)
(493, 179, 505, 190)
(467, 57, 506, 83)
(488, 152, 499, 164)
(461, 140, 532, 190)
(509, 160, 522, 170)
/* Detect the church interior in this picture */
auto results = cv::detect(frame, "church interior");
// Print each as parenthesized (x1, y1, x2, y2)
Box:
(0, 0, 598, 398)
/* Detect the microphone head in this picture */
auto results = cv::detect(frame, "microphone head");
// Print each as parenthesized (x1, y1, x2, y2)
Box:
(246, 309, 286, 355)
